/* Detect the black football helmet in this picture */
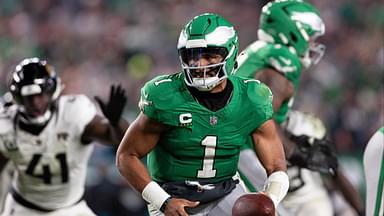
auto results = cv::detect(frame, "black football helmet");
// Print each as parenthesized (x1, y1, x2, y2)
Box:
(9, 57, 63, 125)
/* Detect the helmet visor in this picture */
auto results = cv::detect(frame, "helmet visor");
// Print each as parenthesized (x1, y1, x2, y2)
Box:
(179, 47, 228, 90)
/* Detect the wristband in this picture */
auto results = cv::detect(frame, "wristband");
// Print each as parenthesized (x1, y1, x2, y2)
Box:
(263, 171, 289, 207)
(142, 181, 171, 210)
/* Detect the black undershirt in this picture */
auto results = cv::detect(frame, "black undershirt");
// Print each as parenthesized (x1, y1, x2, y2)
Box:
(187, 80, 233, 112)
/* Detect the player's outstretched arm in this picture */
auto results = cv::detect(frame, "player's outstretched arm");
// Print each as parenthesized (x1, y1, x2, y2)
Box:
(116, 112, 198, 215)
(82, 84, 129, 146)
(251, 119, 289, 208)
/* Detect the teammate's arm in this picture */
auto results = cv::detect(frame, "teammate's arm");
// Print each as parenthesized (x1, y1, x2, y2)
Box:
(332, 169, 364, 215)
(254, 68, 294, 112)
(251, 119, 289, 207)
(116, 112, 198, 215)
(82, 85, 129, 146)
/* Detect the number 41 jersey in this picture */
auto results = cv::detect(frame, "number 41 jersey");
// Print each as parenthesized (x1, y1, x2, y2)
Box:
(139, 73, 273, 183)
(0, 95, 97, 209)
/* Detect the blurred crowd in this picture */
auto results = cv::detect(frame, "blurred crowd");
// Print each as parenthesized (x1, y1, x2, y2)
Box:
(0, 0, 382, 215)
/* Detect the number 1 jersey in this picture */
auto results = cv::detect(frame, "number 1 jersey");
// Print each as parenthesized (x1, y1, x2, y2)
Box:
(139, 73, 273, 183)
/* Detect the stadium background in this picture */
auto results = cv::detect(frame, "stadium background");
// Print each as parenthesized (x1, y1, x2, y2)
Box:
(0, 0, 382, 215)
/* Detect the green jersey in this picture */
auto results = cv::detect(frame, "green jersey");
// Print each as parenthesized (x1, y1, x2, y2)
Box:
(139, 73, 273, 183)
(234, 40, 302, 124)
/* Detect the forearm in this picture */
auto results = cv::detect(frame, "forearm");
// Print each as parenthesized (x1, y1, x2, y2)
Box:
(108, 118, 129, 145)
(116, 151, 171, 210)
(116, 152, 151, 192)
(334, 169, 364, 214)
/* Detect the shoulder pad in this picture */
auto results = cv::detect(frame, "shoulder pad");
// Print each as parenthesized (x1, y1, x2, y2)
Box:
(238, 41, 301, 74)
(59, 94, 97, 126)
(139, 73, 184, 114)
(244, 79, 274, 107)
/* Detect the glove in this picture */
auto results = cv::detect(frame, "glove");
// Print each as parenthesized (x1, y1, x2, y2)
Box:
(288, 135, 338, 176)
(306, 139, 338, 175)
(94, 84, 127, 127)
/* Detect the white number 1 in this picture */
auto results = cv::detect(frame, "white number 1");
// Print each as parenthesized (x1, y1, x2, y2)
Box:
(197, 136, 217, 178)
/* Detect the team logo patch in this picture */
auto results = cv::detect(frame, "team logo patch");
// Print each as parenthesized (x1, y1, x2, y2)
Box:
(209, 116, 218, 125)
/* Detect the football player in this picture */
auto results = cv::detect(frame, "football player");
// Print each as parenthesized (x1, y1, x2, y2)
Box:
(363, 127, 384, 216)
(234, 1, 363, 215)
(116, 13, 289, 216)
(0, 58, 129, 216)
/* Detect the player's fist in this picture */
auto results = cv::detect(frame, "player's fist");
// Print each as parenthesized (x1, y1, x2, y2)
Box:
(232, 193, 275, 216)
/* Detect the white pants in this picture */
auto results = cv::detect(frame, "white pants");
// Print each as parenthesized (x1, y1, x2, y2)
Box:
(147, 182, 247, 216)
(1, 194, 96, 216)
(363, 130, 384, 216)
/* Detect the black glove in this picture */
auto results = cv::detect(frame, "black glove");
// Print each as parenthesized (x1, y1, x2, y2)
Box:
(288, 135, 338, 176)
(94, 84, 127, 127)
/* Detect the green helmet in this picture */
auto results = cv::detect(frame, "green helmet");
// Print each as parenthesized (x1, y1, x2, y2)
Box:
(258, 0, 325, 68)
(177, 13, 239, 91)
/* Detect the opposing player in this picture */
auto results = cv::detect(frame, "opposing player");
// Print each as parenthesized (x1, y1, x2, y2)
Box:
(116, 13, 289, 216)
(364, 127, 384, 216)
(0, 58, 129, 216)
(234, 1, 363, 215)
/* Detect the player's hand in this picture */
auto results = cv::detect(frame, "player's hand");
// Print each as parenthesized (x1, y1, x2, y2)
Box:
(163, 198, 199, 216)
(306, 139, 338, 175)
(288, 135, 338, 176)
(94, 84, 127, 127)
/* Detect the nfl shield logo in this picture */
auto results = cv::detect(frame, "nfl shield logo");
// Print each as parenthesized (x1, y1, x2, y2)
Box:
(209, 116, 218, 125)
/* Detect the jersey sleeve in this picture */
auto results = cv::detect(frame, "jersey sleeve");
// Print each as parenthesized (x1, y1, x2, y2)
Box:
(138, 75, 181, 126)
(62, 95, 97, 137)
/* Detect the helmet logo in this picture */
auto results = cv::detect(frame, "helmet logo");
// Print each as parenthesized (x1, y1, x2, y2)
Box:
(291, 12, 325, 35)
(178, 26, 236, 49)
(205, 26, 236, 46)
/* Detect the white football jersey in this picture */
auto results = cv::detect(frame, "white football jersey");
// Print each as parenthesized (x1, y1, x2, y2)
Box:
(0, 94, 97, 210)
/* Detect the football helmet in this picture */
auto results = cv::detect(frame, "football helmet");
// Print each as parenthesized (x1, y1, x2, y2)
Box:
(258, 0, 325, 68)
(177, 13, 239, 91)
(9, 57, 63, 125)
